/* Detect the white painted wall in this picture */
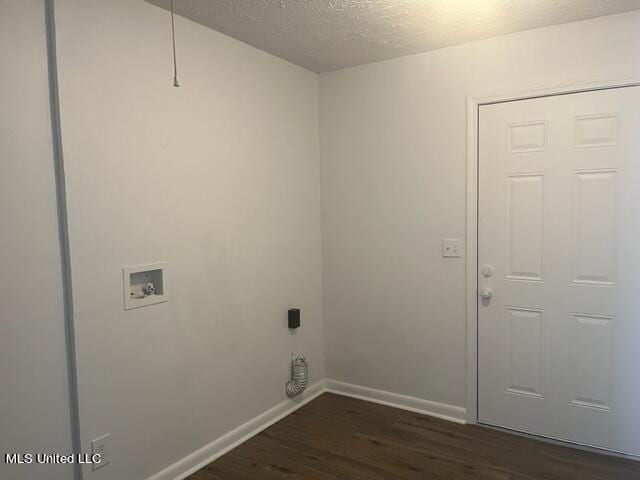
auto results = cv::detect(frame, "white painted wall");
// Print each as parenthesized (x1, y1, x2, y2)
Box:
(53, 1, 324, 479)
(320, 11, 640, 410)
(0, 1, 74, 479)
(6, 4, 640, 479)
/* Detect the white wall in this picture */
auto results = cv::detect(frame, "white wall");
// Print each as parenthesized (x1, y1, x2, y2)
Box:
(54, 1, 324, 479)
(320, 12, 640, 410)
(6, 4, 639, 479)
(0, 1, 74, 479)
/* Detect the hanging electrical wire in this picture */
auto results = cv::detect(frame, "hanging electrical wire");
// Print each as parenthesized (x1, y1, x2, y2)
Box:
(171, 0, 180, 87)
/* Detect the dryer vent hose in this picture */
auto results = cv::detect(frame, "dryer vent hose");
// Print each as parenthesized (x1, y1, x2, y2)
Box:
(285, 354, 308, 398)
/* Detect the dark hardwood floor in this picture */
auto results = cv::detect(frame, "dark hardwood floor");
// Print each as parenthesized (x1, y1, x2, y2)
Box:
(188, 393, 640, 479)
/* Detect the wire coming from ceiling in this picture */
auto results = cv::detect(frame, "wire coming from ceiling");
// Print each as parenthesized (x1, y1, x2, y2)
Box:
(171, 0, 179, 87)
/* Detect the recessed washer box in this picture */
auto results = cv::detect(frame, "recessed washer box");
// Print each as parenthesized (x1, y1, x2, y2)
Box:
(123, 262, 168, 310)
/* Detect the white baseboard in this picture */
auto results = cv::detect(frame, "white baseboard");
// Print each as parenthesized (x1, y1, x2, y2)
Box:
(147, 378, 466, 480)
(146, 380, 327, 480)
(326, 379, 467, 424)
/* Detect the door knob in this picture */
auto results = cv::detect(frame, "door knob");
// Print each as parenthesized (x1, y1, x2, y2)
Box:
(480, 287, 494, 300)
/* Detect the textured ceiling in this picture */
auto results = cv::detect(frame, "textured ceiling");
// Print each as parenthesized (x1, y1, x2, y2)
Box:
(146, 0, 640, 73)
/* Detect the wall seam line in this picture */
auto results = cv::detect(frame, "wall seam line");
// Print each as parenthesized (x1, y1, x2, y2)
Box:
(45, 1, 83, 479)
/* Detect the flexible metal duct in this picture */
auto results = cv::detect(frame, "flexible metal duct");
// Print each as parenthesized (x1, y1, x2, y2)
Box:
(285, 354, 308, 398)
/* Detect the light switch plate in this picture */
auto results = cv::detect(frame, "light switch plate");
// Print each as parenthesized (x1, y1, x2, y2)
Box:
(442, 239, 463, 258)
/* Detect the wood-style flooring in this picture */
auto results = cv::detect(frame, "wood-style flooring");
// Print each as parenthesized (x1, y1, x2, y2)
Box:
(188, 393, 640, 479)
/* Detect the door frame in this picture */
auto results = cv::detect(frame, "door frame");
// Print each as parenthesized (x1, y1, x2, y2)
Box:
(465, 75, 640, 425)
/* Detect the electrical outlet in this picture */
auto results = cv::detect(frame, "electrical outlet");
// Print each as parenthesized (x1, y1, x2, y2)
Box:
(91, 434, 111, 471)
(442, 239, 463, 258)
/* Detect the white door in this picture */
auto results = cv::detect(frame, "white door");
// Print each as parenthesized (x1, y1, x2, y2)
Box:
(478, 87, 640, 455)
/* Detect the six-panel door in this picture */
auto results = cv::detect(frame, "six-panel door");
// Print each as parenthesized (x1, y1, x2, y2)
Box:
(478, 87, 640, 455)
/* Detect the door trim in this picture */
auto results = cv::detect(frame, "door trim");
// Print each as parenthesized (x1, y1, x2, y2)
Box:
(465, 74, 640, 425)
